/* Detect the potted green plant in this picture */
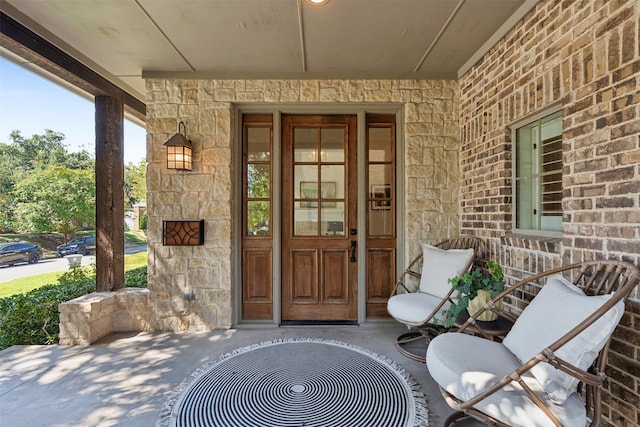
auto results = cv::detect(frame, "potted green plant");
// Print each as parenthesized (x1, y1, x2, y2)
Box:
(442, 261, 505, 327)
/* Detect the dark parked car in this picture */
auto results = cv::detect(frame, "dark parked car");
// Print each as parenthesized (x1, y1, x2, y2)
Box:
(0, 242, 43, 266)
(57, 235, 96, 257)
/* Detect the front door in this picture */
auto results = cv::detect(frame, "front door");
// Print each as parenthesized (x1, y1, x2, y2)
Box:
(281, 114, 358, 322)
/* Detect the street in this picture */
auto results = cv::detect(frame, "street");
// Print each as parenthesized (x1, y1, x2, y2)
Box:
(0, 244, 147, 283)
(0, 255, 95, 283)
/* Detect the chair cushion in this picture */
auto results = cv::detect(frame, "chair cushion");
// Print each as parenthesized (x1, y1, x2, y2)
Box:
(503, 275, 625, 404)
(419, 243, 474, 298)
(387, 292, 450, 325)
(426, 333, 587, 427)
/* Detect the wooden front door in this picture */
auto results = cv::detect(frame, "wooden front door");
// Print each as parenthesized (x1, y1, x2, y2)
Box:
(281, 114, 358, 322)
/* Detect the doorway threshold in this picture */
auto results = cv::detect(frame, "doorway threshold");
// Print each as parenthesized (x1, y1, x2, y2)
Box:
(280, 320, 359, 326)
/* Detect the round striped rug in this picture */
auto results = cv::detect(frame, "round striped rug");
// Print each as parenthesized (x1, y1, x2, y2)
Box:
(158, 338, 427, 427)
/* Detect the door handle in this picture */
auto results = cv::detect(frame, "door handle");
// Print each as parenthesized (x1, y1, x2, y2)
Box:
(350, 240, 357, 263)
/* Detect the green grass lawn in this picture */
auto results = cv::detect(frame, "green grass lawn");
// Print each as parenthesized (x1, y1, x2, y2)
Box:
(0, 251, 147, 299)
(124, 230, 147, 244)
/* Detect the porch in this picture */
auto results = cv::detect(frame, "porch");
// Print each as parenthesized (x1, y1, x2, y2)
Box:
(0, 324, 474, 426)
(1, 0, 639, 425)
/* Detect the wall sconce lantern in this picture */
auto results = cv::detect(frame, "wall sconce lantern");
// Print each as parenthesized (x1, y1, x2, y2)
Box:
(164, 121, 193, 171)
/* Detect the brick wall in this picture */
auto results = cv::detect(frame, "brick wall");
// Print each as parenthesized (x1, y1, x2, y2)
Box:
(458, 0, 640, 425)
(145, 79, 460, 330)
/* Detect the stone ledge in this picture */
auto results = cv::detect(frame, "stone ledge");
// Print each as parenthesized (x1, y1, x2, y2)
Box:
(59, 288, 150, 346)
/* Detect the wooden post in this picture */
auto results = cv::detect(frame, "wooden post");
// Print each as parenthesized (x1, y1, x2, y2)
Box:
(95, 96, 125, 292)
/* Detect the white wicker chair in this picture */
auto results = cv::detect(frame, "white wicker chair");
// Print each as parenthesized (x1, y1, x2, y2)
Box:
(427, 260, 640, 427)
(387, 237, 480, 362)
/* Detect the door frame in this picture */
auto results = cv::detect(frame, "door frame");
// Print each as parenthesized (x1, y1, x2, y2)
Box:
(232, 104, 405, 326)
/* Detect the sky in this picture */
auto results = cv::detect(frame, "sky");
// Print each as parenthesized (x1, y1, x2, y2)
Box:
(0, 57, 146, 165)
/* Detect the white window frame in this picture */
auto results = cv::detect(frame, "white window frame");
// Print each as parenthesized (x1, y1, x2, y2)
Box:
(512, 107, 563, 236)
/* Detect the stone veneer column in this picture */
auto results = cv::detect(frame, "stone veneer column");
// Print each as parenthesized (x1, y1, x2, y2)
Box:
(145, 79, 460, 331)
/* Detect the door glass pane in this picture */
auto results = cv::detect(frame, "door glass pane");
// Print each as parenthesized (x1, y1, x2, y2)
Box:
(369, 207, 392, 236)
(247, 127, 270, 161)
(247, 164, 270, 198)
(291, 121, 350, 238)
(294, 128, 318, 162)
(295, 165, 318, 198)
(321, 128, 344, 162)
(369, 181, 392, 237)
(247, 201, 270, 236)
(368, 164, 393, 187)
(320, 165, 345, 199)
(369, 127, 392, 162)
(294, 202, 318, 236)
(322, 202, 345, 236)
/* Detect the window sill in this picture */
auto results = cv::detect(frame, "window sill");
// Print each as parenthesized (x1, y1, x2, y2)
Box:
(500, 233, 561, 254)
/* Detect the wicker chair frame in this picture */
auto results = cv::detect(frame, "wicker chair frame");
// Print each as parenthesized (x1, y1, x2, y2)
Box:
(439, 259, 640, 427)
(389, 236, 481, 362)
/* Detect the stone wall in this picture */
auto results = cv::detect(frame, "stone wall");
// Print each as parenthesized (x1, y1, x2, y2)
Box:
(59, 289, 150, 345)
(145, 79, 460, 330)
(458, 0, 640, 425)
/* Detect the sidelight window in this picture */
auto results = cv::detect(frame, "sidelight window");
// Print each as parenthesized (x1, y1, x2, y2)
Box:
(244, 119, 272, 237)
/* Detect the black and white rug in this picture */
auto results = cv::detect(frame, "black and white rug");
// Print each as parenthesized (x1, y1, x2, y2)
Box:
(158, 338, 428, 427)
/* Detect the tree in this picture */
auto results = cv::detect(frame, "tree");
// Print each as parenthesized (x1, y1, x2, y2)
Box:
(2, 129, 93, 172)
(0, 143, 23, 231)
(12, 167, 95, 242)
(7, 130, 66, 169)
(246, 163, 270, 234)
(0, 130, 95, 233)
(61, 150, 94, 170)
(124, 159, 147, 210)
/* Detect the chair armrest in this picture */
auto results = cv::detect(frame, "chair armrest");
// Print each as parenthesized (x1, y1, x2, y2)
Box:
(389, 253, 423, 297)
(449, 351, 564, 426)
(389, 280, 411, 296)
(540, 348, 606, 387)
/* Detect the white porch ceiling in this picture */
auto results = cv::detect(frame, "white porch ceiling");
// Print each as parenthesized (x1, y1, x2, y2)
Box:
(1, 0, 536, 103)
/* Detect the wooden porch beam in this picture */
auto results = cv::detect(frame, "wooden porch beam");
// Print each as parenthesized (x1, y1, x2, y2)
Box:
(95, 96, 125, 292)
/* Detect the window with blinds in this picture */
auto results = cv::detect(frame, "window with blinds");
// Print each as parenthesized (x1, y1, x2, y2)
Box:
(514, 110, 563, 233)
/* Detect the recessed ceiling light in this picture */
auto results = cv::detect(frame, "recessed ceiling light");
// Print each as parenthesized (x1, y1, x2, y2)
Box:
(306, 0, 330, 5)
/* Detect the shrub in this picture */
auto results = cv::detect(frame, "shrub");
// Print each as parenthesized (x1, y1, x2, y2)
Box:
(0, 266, 147, 350)
(0, 267, 95, 349)
(139, 213, 147, 230)
(124, 266, 147, 288)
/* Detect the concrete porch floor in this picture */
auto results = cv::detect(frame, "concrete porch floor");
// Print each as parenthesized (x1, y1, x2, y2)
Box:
(0, 322, 479, 426)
